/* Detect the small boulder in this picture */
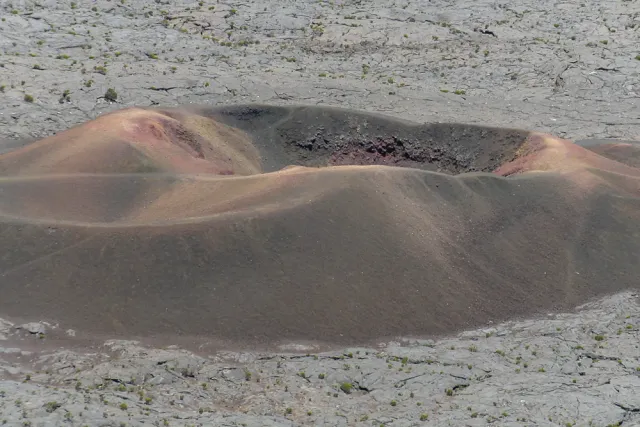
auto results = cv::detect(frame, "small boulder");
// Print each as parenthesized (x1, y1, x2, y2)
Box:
(17, 322, 46, 335)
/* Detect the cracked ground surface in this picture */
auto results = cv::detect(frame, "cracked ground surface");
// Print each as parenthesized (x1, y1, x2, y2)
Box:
(1, 293, 640, 426)
(1, 0, 640, 426)
(0, 0, 639, 141)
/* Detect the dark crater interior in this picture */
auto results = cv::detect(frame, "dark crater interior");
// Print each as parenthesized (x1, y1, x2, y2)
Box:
(196, 104, 531, 174)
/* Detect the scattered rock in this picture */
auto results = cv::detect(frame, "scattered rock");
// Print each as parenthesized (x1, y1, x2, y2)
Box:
(17, 322, 45, 335)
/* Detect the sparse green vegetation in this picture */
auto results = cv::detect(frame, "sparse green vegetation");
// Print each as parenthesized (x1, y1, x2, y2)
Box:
(420, 414, 429, 421)
(119, 403, 128, 410)
(310, 23, 325, 35)
(104, 88, 118, 102)
(45, 401, 61, 413)
(340, 382, 353, 394)
(390, 400, 397, 406)
(445, 388, 453, 396)
(24, 94, 34, 103)
(594, 334, 605, 341)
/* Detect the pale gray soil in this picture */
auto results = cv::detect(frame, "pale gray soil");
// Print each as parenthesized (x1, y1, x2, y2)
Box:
(0, 0, 639, 141)
(1, 292, 640, 427)
(2, 0, 640, 426)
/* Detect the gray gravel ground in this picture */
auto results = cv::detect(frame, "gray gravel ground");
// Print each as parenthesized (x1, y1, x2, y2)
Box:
(2, 0, 640, 426)
(1, 292, 640, 427)
(0, 0, 639, 141)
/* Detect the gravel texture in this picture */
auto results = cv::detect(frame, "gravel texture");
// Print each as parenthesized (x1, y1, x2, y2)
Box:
(1, 292, 640, 426)
(0, 0, 639, 141)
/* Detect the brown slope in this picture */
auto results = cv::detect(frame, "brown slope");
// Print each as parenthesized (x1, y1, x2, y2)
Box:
(0, 107, 261, 176)
(0, 105, 638, 347)
(575, 138, 640, 169)
(0, 166, 638, 345)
